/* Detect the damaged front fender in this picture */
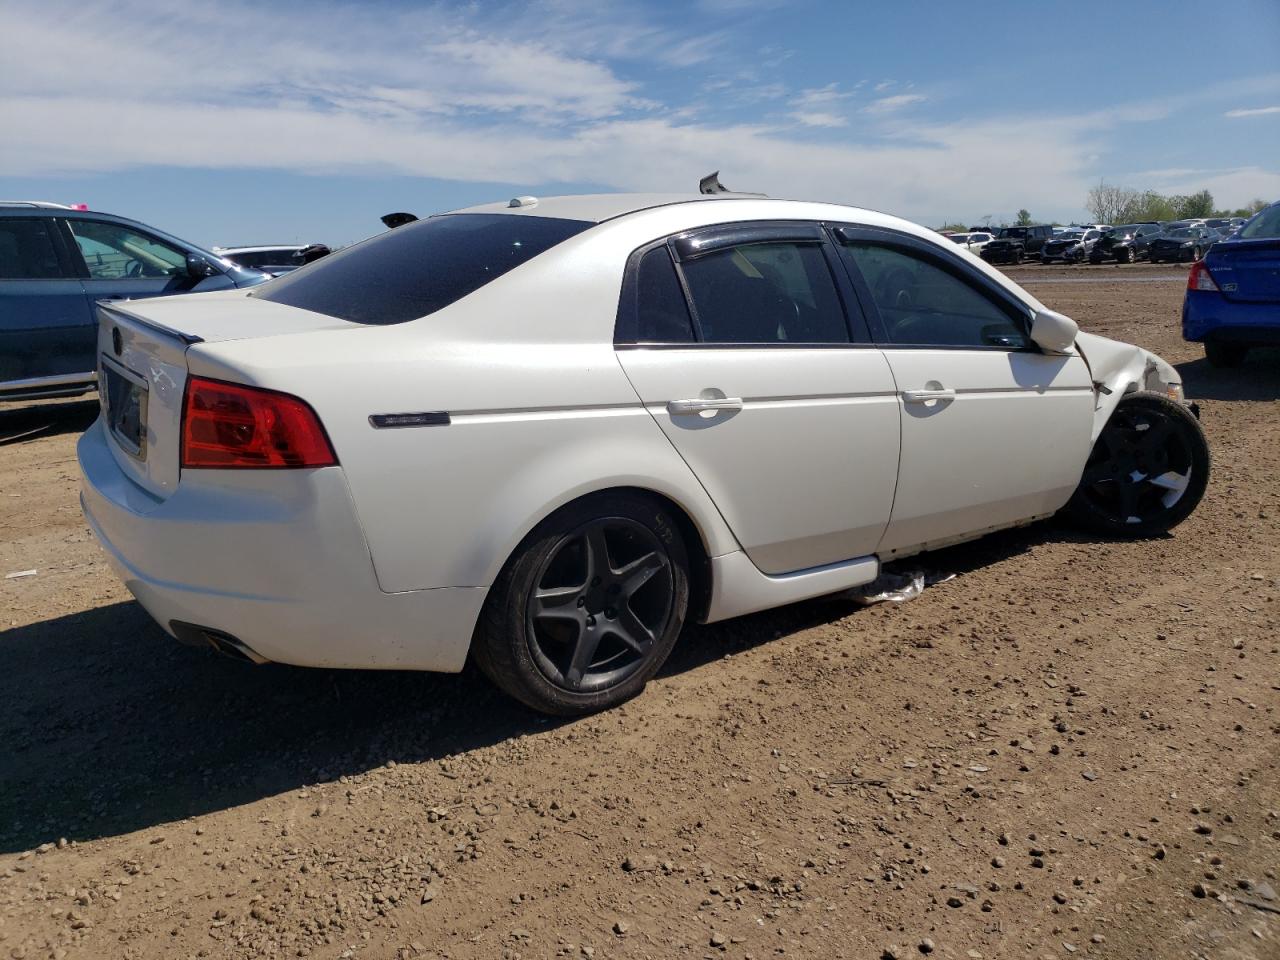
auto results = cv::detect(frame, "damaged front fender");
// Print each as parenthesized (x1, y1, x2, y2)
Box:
(1074, 331, 1187, 443)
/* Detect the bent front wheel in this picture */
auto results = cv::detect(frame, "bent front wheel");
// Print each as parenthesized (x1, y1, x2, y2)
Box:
(1064, 392, 1209, 538)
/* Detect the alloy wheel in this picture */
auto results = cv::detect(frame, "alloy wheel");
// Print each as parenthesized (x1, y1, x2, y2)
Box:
(1075, 404, 1195, 527)
(525, 517, 676, 693)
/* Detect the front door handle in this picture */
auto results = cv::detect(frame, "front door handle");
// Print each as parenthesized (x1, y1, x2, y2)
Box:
(902, 388, 957, 403)
(668, 396, 744, 415)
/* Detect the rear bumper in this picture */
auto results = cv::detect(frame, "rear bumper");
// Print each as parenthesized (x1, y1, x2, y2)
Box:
(1182, 290, 1280, 343)
(77, 419, 484, 672)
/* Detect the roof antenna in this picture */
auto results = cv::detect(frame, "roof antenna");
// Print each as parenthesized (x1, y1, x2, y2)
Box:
(699, 171, 730, 195)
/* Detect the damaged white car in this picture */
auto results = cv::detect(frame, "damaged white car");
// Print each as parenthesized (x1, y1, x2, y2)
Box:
(78, 193, 1209, 714)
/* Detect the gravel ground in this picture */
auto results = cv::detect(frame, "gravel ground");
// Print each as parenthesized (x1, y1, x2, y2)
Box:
(1, 262, 1278, 960)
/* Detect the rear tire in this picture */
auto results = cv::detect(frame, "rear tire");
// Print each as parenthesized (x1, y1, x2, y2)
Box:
(471, 492, 690, 715)
(1063, 392, 1209, 539)
(1205, 341, 1247, 368)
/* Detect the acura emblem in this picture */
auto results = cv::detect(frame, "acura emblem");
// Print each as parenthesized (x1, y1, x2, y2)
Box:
(112, 326, 123, 356)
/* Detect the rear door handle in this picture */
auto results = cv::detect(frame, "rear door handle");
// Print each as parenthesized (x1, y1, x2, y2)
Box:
(667, 397, 744, 415)
(902, 388, 956, 403)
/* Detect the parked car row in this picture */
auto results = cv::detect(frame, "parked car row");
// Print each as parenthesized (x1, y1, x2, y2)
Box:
(970, 217, 1247, 268)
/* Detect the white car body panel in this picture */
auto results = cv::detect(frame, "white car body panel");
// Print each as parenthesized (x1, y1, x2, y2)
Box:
(875, 349, 1095, 554)
(617, 347, 901, 574)
(77, 193, 1189, 674)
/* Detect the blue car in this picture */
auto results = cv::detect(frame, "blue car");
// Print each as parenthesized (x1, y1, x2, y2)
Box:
(0, 202, 268, 401)
(1183, 200, 1280, 367)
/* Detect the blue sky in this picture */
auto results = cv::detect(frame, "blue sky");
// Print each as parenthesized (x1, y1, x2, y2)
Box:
(2, 0, 1277, 247)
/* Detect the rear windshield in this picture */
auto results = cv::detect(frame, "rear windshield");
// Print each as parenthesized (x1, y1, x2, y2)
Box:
(254, 213, 592, 324)
(1239, 205, 1280, 240)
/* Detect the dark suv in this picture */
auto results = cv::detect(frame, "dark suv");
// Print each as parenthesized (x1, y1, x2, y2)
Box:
(0, 202, 268, 401)
(980, 224, 1054, 264)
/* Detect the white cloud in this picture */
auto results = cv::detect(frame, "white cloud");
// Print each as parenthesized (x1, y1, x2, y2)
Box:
(792, 112, 847, 128)
(864, 94, 926, 114)
(1225, 105, 1280, 118)
(874, 80, 894, 92)
(0, 0, 1276, 229)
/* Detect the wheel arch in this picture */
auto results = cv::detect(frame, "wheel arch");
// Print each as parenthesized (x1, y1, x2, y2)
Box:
(480, 483, 719, 625)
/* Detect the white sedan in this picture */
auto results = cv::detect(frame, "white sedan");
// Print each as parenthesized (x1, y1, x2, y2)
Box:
(78, 193, 1209, 714)
(948, 231, 994, 254)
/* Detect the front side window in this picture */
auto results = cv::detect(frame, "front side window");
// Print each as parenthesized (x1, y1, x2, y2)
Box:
(680, 242, 848, 344)
(838, 241, 1029, 349)
(0, 219, 66, 279)
(69, 220, 187, 279)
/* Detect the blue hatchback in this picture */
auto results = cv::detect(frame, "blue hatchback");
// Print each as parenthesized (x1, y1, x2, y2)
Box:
(1183, 201, 1280, 367)
(0, 202, 268, 401)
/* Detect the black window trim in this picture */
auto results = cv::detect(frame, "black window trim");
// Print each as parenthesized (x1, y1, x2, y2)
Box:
(0, 216, 82, 281)
(614, 220, 874, 349)
(827, 223, 1039, 353)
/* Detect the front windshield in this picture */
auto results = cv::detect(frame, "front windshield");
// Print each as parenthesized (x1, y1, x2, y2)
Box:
(1165, 228, 1194, 239)
(1057, 232, 1084, 241)
(1239, 205, 1280, 240)
(1107, 225, 1139, 236)
(998, 228, 1027, 239)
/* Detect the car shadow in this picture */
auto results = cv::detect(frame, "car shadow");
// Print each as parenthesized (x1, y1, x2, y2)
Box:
(1177, 350, 1280, 402)
(0, 398, 99, 446)
(0, 518, 1120, 854)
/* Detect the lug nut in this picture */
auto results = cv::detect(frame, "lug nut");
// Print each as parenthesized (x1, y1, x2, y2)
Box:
(586, 615, 596, 627)
(576, 596, 586, 607)
(605, 607, 616, 619)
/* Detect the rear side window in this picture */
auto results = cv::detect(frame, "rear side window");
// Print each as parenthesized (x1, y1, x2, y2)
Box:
(0, 219, 67, 279)
(681, 242, 849, 344)
(255, 214, 591, 325)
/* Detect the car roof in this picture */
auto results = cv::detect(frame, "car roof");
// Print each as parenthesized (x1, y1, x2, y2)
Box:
(446, 193, 767, 223)
(0, 200, 76, 209)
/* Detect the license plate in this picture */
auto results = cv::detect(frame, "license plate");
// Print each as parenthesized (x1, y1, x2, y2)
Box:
(101, 357, 148, 459)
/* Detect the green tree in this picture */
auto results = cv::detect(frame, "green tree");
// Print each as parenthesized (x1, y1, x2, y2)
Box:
(1129, 191, 1177, 222)
(1174, 190, 1214, 219)
(1016, 209, 1032, 226)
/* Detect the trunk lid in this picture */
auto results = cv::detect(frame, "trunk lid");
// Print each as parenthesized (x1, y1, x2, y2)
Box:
(94, 290, 352, 500)
(1208, 239, 1280, 303)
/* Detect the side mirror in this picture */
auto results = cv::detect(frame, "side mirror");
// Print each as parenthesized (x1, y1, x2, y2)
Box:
(186, 253, 220, 279)
(1030, 309, 1079, 354)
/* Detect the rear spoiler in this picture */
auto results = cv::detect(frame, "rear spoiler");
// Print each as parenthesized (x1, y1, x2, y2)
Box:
(97, 302, 204, 345)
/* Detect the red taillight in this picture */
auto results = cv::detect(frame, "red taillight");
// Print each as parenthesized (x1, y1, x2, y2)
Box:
(1188, 260, 1219, 292)
(181, 377, 337, 469)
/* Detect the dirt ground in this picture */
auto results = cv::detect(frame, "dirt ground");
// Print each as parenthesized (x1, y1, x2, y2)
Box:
(1, 262, 1278, 960)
